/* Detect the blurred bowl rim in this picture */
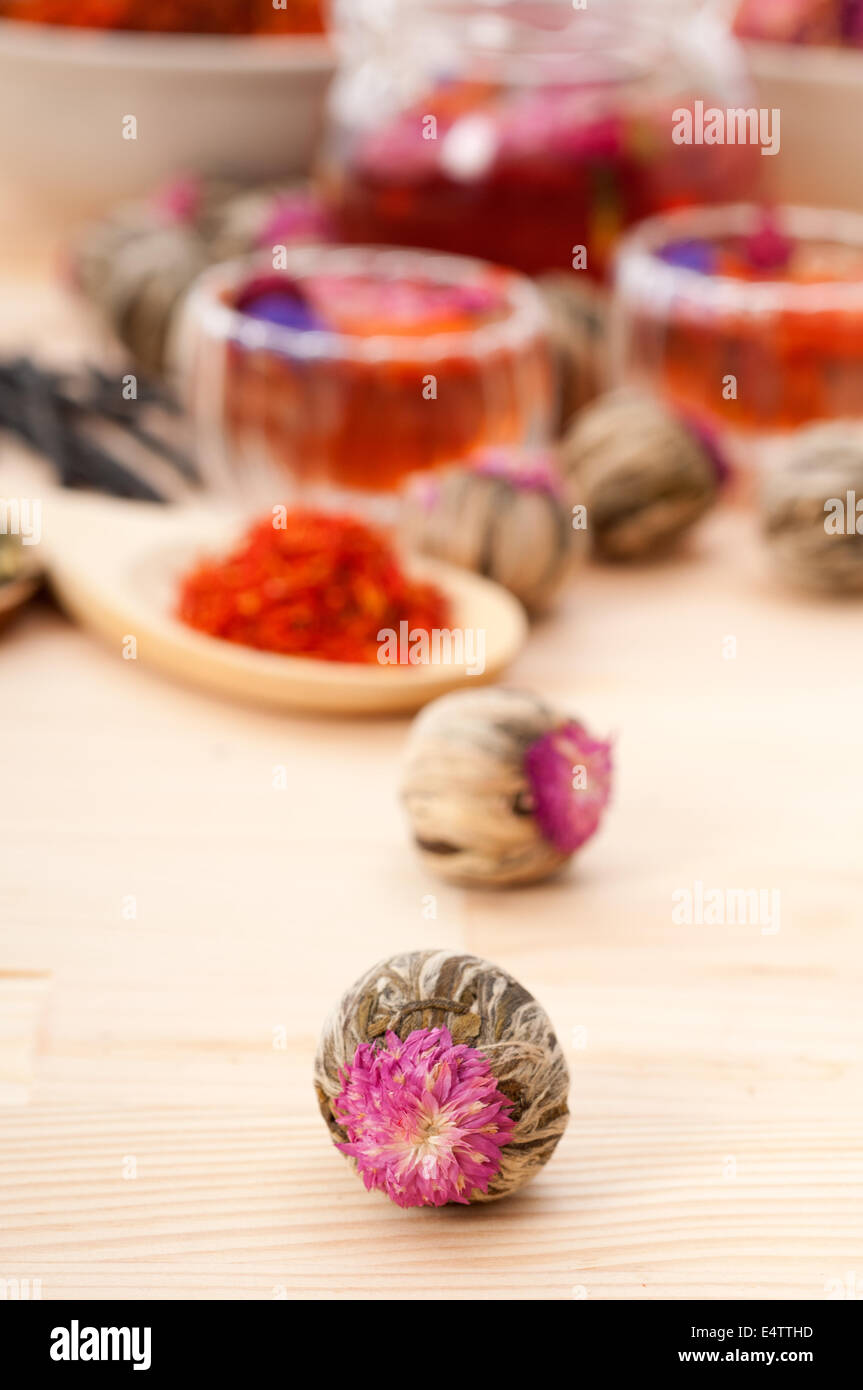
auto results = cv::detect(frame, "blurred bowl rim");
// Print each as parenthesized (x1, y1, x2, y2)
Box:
(0, 17, 333, 73)
(173, 246, 552, 366)
(613, 202, 863, 314)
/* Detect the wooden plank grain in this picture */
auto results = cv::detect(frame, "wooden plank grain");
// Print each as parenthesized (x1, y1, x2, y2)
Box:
(0, 279, 862, 1300)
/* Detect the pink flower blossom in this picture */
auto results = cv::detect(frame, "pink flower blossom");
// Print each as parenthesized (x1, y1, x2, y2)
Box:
(258, 191, 333, 250)
(152, 174, 202, 226)
(525, 720, 613, 854)
(334, 1027, 514, 1208)
(471, 446, 565, 498)
(743, 209, 793, 274)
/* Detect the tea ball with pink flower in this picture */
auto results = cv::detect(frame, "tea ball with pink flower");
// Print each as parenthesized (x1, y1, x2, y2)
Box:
(559, 390, 721, 561)
(401, 688, 612, 887)
(401, 448, 585, 615)
(314, 949, 569, 1207)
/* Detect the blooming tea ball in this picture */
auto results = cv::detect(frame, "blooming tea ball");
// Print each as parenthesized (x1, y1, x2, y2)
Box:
(761, 422, 863, 593)
(401, 688, 612, 887)
(314, 948, 570, 1207)
(401, 449, 585, 614)
(559, 389, 719, 560)
(73, 177, 331, 374)
(75, 214, 208, 376)
(536, 272, 607, 433)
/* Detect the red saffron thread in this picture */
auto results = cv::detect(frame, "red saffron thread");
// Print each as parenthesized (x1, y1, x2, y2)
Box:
(177, 510, 450, 665)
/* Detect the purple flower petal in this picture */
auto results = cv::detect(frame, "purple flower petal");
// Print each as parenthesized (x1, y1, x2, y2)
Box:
(658, 239, 717, 275)
(234, 276, 328, 332)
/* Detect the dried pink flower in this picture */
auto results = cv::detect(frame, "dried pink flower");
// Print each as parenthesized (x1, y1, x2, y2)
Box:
(334, 1027, 515, 1208)
(525, 720, 613, 854)
(258, 191, 333, 249)
(471, 446, 565, 498)
(152, 173, 202, 226)
(744, 209, 793, 273)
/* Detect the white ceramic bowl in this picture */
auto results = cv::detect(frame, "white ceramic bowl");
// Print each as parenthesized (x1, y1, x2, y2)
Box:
(0, 20, 334, 219)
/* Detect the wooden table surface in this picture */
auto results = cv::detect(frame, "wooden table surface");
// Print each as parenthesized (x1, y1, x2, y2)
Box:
(1, 269, 862, 1303)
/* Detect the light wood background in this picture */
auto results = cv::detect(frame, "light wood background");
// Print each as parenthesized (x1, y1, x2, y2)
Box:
(1, 261, 862, 1302)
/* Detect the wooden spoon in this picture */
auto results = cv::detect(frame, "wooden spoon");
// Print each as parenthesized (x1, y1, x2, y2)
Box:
(41, 492, 527, 715)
